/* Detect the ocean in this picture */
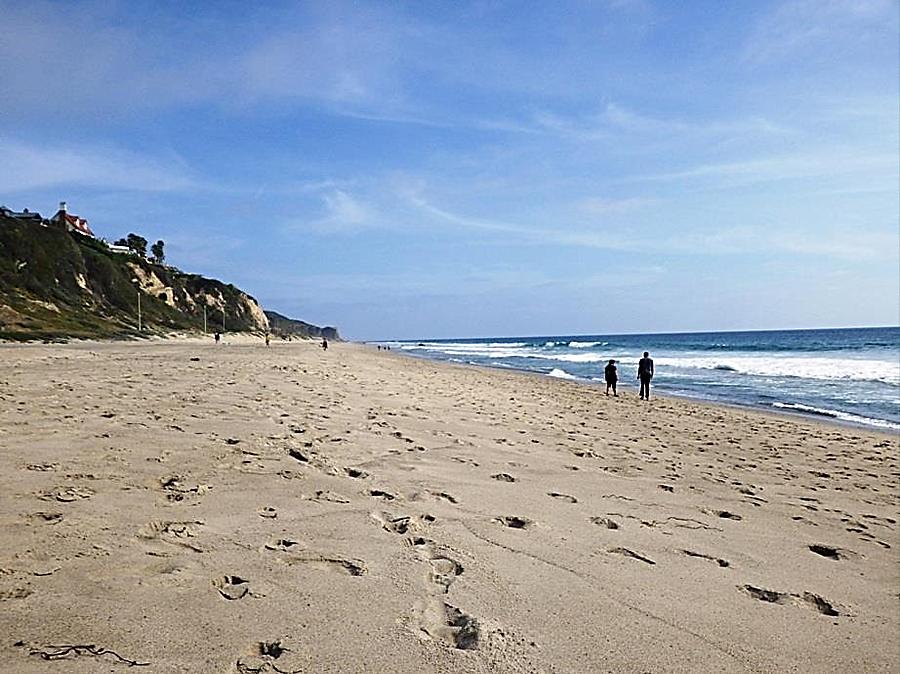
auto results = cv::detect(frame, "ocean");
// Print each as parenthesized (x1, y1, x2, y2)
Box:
(382, 327, 900, 430)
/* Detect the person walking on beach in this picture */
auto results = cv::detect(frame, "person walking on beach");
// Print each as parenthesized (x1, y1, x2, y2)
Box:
(604, 359, 618, 396)
(321, 337, 328, 351)
(637, 351, 654, 400)
(265, 333, 270, 347)
(214, 331, 220, 344)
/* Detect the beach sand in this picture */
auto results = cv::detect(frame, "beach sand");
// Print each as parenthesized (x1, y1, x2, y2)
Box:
(1, 339, 897, 673)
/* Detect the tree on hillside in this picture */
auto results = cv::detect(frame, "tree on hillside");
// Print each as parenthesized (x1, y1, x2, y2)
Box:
(125, 233, 148, 257)
(151, 240, 165, 264)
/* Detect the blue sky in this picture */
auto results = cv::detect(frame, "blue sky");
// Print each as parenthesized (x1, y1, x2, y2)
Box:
(1, 0, 897, 340)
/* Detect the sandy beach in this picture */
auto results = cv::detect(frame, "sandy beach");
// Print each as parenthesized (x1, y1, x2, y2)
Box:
(1, 339, 897, 673)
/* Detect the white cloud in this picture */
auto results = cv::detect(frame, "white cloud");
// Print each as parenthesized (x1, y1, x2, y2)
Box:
(286, 190, 376, 234)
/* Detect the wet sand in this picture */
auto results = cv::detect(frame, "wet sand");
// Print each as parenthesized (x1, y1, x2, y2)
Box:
(1, 339, 897, 672)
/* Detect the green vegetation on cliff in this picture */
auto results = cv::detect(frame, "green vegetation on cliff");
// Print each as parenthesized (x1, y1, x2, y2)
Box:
(0, 215, 268, 341)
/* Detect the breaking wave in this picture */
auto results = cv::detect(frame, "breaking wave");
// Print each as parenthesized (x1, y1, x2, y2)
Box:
(772, 402, 899, 430)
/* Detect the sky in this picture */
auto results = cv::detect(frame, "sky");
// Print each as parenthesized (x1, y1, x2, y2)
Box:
(1, 0, 897, 340)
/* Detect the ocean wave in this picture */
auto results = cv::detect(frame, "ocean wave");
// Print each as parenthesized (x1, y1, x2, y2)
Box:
(654, 356, 900, 386)
(544, 353, 609, 363)
(548, 367, 577, 380)
(772, 402, 900, 430)
(399, 342, 531, 359)
(569, 340, 608, 348)
(400, 341, 528, 350)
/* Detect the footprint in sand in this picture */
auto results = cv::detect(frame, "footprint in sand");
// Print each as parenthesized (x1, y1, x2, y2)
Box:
(431, 491, 458, 504)
(491, 473, 516, 482)
(38, 486, 94, 502)
(312, 490, 350, 504)
(682, 549, 729, 567)
(370, 511, 435, 535)
(287, 556, 367, 576)
(608, 547, 655, 565)
(369, 489, 398, 501)
(412, 538, 478, 650)
(702, 508, 742, 521)
(547, 492, 577, 503)
(268, 547, 366, 575)
(139, 520, 206, 553)
(25, 463, 59, 472)
(590, 516, 619, 530)
(493, 516, 533, 530)
(741, 585, 840, 616)
(256, 506, 278, 519)
(264, 538, 300, 552)
(0, 587, 33, 601)
(236, 640, 303, 674)
(808, 544, 847, 560)
(213, 575, 251, 600)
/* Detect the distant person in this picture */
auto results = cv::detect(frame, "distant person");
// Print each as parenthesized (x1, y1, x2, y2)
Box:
(637, 351, 654, 400)
(214, 331, 220, 344)
(321, 337, 328, 351)
(265, 333, 270, 347)
(604, 359, 618, 396)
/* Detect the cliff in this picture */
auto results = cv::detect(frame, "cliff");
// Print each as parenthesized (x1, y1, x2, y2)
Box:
(0, 214, 269, 341)
(265, 310, 340, 341)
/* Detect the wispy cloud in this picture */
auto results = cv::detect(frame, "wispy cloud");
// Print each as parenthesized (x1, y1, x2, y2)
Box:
(403, 188, 892, 262)
(623, 150, 897, 189)
(285, 189, 378, 234)
(742, 0, 897, 65)
(577, 196, 656, 215)
(0, 138, 197, 193)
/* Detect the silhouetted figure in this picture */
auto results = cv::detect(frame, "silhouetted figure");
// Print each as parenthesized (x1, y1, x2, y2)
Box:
(214, 331, 220, 344)
(637, 351, 654, 400)
(265, 333, 270, 347)
(321, 337, 328, 351)
(604, 359, 618, 396)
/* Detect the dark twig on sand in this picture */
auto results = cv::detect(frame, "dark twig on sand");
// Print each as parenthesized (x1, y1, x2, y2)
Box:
(30, 644, 149, 667)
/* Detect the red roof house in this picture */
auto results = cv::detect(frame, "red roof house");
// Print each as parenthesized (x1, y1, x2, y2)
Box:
(50, 202, 94, 237)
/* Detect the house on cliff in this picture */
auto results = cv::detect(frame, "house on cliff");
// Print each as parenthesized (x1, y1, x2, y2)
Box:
(0, 206, 44, 224)
(50, 202, 94, 238)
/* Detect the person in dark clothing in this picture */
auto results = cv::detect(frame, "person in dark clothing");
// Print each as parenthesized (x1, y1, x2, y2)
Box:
(604, 359, 618, 396)
(637, 351, 654, 400)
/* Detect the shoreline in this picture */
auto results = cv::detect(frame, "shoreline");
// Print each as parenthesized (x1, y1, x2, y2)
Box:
(379, 345, 900, 435)
(3, 335, 895, 433)
(2, 339, 897, 672)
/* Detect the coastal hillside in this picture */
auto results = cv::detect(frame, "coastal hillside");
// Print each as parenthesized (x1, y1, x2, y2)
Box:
(0, 213, 328, 342)
(265, 310, 340, 341)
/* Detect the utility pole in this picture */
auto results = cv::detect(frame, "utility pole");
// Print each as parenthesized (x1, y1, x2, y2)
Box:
(131, 278, 141, 332)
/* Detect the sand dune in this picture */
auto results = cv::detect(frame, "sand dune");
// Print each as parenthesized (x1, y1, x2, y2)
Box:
(0, 340, 897, 672)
